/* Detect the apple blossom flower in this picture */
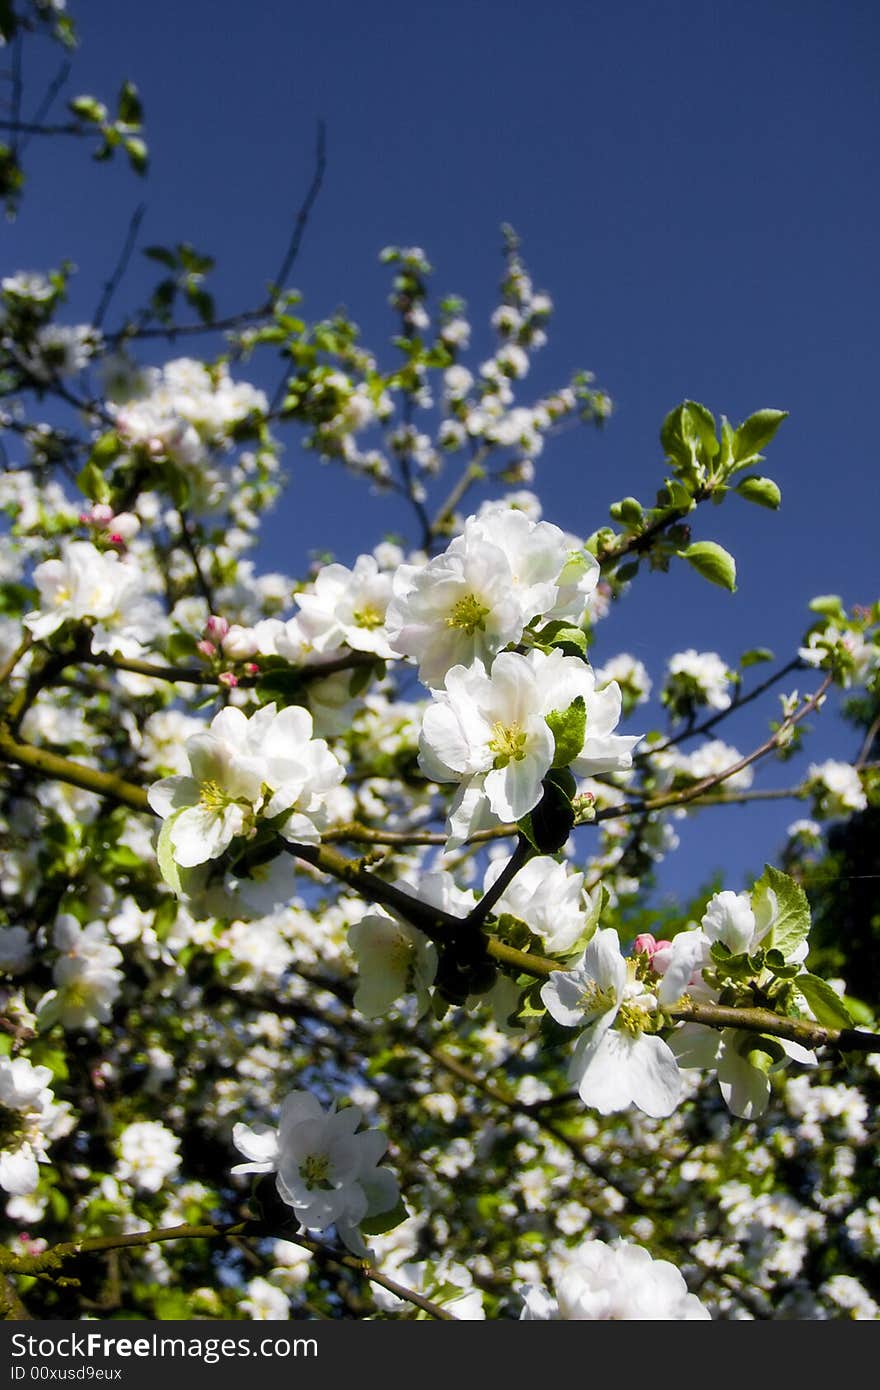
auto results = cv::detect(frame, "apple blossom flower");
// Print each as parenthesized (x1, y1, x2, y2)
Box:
(147, 711, 267, 868)
(231, 1090, 399, 1256)
(663, 649, 733, 715)
(419, 648, 640, 846)
(115, 1120, 182, 1193)
(806, 759, 867, 816)
(36, 915, 124, 1032)
(652, 887, 816, 1117)
(239, 1276, 290, 1320)
(148, 702, 345, 867)
(0, 1057, 60, 1196)
(541, 928, 681, 1117)
(520, 1238, 710, 1319)
(295, 554, 398, 659)
(24, 540, 161, 653)
(386, 508, 599, 687)
(670, 1023, 816, 1121)
(481, 854, 592, 954)
(419, 653, 556, 845)
(347, 912, 437, 1018)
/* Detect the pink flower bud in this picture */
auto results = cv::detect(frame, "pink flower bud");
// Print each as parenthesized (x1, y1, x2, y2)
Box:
(204, 615, 230, 642)
(111, 511, 140, 540)
(218, 671, 238, 688)
(633, 934, 673, 966)
(196, 639, 217, 659)
(243, 662, 259, 676)
(108, 533, 125, 548)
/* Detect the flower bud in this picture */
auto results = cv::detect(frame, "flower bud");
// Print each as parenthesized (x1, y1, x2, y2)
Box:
(221, 624, 258, 660)
(204, 615, 230, 643)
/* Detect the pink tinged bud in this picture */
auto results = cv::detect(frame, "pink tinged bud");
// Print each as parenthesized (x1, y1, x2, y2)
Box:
(221, 625, 258, 660)
(243, 662, 259, 676)
(91, 503, 115, 526)
(204, 615, 230, 642)
(196, 639, 217, 659)
(108, 533, 125, 548)
(111, 511, 140, 540)
(648, 942, 676, 976)
(633, 933, 658, 956)
(218, 671, 238, 688)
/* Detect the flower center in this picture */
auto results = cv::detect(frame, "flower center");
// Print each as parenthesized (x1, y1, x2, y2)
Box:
(352, 603, 384, 630)
(616, 1000, 650, 1037)
(62, 976, 99, 1011)
(300, 1152, 333, 1189)
(488, 721, 527, 768)
(198, 779, 230, 811)
(446, 593, 489, 635)
(577, 981, 617, 1018)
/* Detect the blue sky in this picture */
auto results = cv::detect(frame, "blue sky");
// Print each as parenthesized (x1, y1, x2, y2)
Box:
(6, 0, 878, 900)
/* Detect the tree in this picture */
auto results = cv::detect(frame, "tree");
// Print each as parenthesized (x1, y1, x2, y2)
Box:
(0, 1, 878, 1323)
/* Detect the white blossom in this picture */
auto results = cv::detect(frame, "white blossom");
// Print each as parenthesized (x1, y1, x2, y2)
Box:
(232, 1091, 399, 1256)
(541, 928, 681, 1117)
(520, 1238, 710, 1319)
(115, 1120, 181, 1193)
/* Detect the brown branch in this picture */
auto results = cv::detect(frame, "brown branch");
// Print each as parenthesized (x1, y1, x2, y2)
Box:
(634, 656, 805, 764)
(0, 1221, 455, 1320)
(599, 674, 834, 824)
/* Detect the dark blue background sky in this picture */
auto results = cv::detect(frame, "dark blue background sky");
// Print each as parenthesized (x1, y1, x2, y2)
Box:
(5, 0, 878, 901)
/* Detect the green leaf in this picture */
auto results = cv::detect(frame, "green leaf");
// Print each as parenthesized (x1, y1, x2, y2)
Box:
(123, 136, 148, 175)
(660, 401, 718, 475)
(545, 696, 586, 768)
(117, 81, 143, 125)
(735, 474, 782, 509)
(535, 620, 588, 659)
(679, 540, 737, 591)
(360, 1195, 409, 1238)
(69, 95, 107, 124)
(165, 631, 199, 664)
(796, 973, 854, 1029)
(740, 647, 774, 668)
(751, 864, 811, 960)
(255, 669, 306, 706)
(732, 409, 788, 463)
(609, 496, 643, 527)
(808, 594, 845, 618)
(90, 431, 123, 465)
(518, 771, 576, 854)
(741, 1036, 786, 1073)
(186, 285, 215, 323)
(156, 815, 183, 897)
(615, 560, 640, 584)
(143, 245, 179, 269)
(76, 460, 111, 504)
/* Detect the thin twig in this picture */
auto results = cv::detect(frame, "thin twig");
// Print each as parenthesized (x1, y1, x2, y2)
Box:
(634, 657, 804, 764)
(271, 119, 327, 296)
(94, 203, 147, 329)
(20, 57, 71, 154)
